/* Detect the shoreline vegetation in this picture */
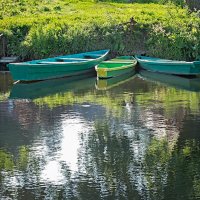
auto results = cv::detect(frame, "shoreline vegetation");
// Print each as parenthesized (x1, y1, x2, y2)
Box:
(0, 0, 200, 61)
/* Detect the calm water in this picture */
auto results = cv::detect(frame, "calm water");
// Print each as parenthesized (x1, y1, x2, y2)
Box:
(1, 70, 200, 200)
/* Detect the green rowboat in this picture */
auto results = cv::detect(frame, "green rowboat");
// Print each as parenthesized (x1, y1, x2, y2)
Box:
(135, 55, 200, 75)
(95, 56, 137, 79)
(8, 49, 109, 82)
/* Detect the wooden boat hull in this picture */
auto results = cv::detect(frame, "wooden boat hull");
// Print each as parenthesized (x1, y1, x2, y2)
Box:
(139, 70, 200, 92)
(8, 50, 109, 81)
(95, 56, 137, 79)
(135, 55, 200, 75)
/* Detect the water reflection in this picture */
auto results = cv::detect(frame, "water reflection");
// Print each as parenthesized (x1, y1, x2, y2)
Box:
(0, 72, 13, 100)
(139, 70, 200, 92)
(10, 73, 96, 100)
(0, 72, 200, 199)
(96, 71, 136, 90)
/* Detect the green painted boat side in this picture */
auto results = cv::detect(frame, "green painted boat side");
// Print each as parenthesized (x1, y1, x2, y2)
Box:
(135, 55, 200, 75)
(8, 49, 109, 81)
(95, 56, 137, 79)
(139, 70, 200, 92)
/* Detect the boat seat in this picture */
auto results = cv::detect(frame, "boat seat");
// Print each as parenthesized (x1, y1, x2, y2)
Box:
(38, 59, 92, 64)
(83, 54, 101, 59)
(104, 60, 133, 63)
(37, 61, 68, 64)
(56, 58, 92, 62)
(84, 54, 102, 56)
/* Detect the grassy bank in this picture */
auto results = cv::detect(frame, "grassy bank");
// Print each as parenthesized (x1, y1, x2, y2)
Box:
(0, 0, 200, 61)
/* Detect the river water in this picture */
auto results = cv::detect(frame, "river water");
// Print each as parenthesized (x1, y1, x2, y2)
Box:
(1, 70, 200, 200)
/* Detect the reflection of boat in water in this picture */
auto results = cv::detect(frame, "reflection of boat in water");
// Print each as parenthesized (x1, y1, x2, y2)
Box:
(9, 73, 96, 99)
(139, 70, 200, 92)
(96, 71, 136, 90)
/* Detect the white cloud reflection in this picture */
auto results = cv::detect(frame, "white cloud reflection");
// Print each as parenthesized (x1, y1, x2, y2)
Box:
(41, 115, 92, 183)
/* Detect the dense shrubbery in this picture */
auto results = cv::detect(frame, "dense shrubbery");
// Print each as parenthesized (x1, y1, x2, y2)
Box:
(0, 0, 200, 61)
(95, 0, 197, 9)
(147, 10, 200, 60)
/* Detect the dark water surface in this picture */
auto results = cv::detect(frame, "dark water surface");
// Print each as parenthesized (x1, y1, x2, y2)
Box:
(1, 71, 200, 200)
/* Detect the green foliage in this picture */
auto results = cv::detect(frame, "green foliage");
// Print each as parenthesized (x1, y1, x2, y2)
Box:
(136, 85, 200, 116)
(0, 1, 200, 60)
(165, 140, 200, 199)
(0, 150, 14, 171)
(17, 146, 29, 170)
(0, 92, 10, 101)
(147, 9, 200, 60)
(145, 139, 170, 164)
(0, 146, 29, 172)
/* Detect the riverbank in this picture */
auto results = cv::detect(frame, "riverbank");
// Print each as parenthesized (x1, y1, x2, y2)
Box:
(0, 1, 200, 61)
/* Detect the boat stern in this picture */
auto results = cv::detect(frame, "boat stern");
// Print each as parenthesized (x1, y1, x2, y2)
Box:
(95, 65, 108, 78)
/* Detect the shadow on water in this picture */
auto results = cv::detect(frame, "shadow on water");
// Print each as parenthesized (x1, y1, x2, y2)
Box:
(95, 71, 137, 90)
(9, 73, 97, 99)
(139, 69, 200, 92)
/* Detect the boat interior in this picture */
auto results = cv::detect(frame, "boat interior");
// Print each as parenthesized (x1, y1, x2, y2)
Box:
(24, 54, 103, 64)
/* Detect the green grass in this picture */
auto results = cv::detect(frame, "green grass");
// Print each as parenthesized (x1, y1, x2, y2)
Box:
(0, 0, 200, 60)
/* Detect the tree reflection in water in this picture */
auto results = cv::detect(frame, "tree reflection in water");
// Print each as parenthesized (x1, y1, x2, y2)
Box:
(1, 74, 200, 199)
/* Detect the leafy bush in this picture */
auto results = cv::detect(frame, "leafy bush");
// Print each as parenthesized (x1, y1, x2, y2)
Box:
(0, 1, 200, 61)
